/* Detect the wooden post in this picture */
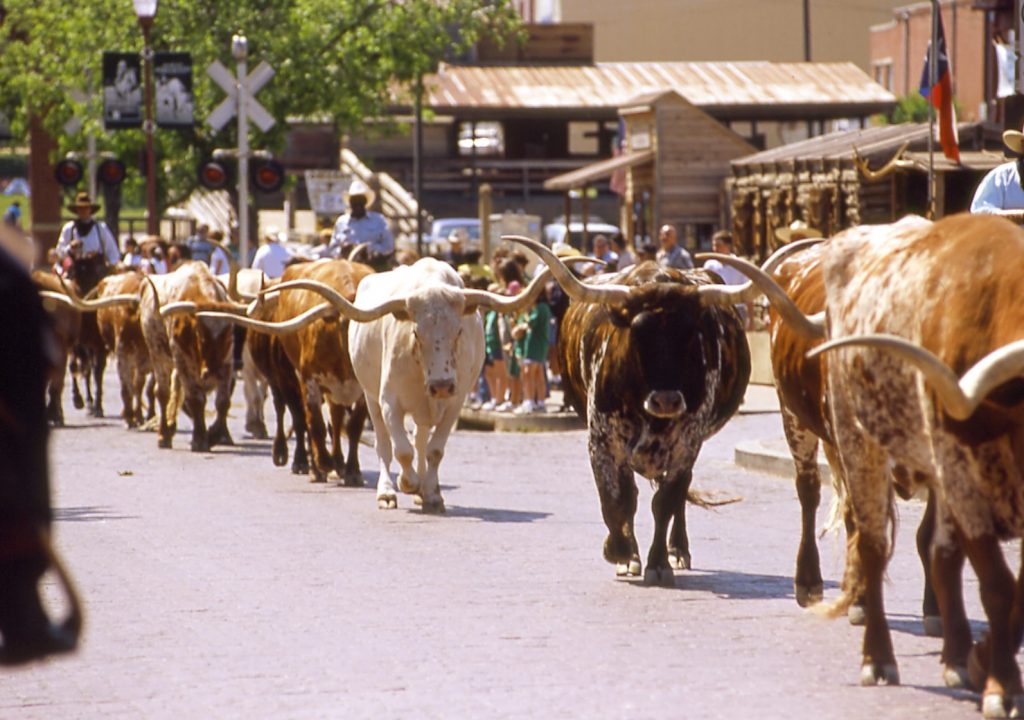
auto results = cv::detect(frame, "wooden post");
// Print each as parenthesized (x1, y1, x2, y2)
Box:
(563, 193, 571, 246)
(479, 183, 493, 264)
(581, 185, 590, 254)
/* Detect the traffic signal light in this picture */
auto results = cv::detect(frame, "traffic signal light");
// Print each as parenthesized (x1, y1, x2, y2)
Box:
(251, 159, 284, 194)
(97, 158, 126, 186)
(198, 159, 231, 190)
(54, 159, 83, 187)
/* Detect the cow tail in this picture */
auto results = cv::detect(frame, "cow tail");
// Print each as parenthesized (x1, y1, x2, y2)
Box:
(168, 369, 185, 421)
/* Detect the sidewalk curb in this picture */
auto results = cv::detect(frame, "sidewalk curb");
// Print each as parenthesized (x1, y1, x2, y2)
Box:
(734, 439, 831, 481)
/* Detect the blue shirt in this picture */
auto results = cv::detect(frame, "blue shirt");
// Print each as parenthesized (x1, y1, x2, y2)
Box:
(329, 211, 394, 256)
(971, 161, 1024, 213)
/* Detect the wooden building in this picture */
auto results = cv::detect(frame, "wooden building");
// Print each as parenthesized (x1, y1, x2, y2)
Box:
(728, 122, 1005, 260)
(544, 90, 755, 251)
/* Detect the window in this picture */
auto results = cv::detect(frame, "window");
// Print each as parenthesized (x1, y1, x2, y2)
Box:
(457, 121, 504, 157)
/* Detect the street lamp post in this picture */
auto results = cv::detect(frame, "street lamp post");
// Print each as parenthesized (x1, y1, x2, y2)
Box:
(133, 0, 159, 237)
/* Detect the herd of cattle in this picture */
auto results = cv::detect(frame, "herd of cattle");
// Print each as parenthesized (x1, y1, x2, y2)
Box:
(7, 214, 1024, 716)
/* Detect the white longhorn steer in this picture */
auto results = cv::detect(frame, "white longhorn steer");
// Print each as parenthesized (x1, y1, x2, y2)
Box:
(285, 257, 559, 512)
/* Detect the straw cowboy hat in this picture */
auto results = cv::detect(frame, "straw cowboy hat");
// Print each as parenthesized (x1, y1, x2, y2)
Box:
(345, 179, 376, 209)
(1003, 123, 1024, 155)
(775, 219, 822, 243)
(66, 191, 100, 214)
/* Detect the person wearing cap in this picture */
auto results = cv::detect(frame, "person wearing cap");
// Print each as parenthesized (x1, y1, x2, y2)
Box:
(970, 126, 1024, 217)
(328, 179, 394, 270)
(251, 227, 293, 279)
(56, 192, 120, 268)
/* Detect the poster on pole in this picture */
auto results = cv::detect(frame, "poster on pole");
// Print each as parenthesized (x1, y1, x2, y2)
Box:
(154, 52, 195, 128)
(102, 52, 142, 129)
(304, 170, 352, 217)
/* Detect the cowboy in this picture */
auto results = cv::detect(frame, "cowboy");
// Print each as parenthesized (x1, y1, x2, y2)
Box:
(327, 179, 394, 270)
(970, 124, 1024, 217)
(774, 219, 823, 245)
(55, 192, 121, 269)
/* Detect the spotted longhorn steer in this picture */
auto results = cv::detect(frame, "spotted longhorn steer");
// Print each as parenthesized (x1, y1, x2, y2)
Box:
(506, 236, 751, 585)
(217, 268, 271, 440)
(94, 271, 152, 429)
(201, 259, 374, 483)
(729, 214, 1024, 717)
(282, 257, 556, 511)
(139, 261, 241, 451)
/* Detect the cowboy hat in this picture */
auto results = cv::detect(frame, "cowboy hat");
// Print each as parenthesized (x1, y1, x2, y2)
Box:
(1003, 124, 1024, 155)
(66, 191, 100, 214)
(775, 219, 822, 243)
(344, 179, 376, 209)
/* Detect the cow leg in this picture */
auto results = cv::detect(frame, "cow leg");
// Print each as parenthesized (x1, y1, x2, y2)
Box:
(384, 399, 419, 499)
(958, 534, 1024, 717)
(269, 385, 290, 467)
(69, 354, 85, 410)
(326, 402, 347, 484)
(365, 397, 398, 509)
(116, 346, 137, 429)
(207, 373, 234, 448)
(667, 471, 694, 572)
(645, 469, 691, 587)
(302, 379, 332, 482)
(185, 383, 210, 453)
(341, 400, 367, 487)
(781, 405, 824, 607)
(915, 490, 944, 638)
(416, 403, 462, 515)
(929, 500, 971, 689)
(242, 344, 268, 439)
(89, 349, 106, 418)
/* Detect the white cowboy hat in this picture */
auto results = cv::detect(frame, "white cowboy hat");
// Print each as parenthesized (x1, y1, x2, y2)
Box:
(775, 219, 823, 243)
(345, 179, 376, 209)
(1003, 124, 1024, 155)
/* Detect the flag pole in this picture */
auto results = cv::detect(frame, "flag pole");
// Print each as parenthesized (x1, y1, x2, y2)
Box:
(927, 0, 939, 218)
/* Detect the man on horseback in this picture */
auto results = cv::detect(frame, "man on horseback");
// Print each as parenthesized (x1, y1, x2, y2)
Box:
(56, 191, 121, 277)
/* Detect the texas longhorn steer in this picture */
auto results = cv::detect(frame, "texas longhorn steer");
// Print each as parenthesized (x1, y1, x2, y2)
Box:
(726, 214, 1024, 717)
(506, 236, 751, 585)
(284, 257, 557, 511)
(139, 261, 241, 451)
(201, 259, 374, 483)
(217, 268, 271, 440)
(95, 271, 152, 429)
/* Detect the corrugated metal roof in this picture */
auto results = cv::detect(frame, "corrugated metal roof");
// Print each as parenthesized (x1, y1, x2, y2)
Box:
(419, 61, 895, 119)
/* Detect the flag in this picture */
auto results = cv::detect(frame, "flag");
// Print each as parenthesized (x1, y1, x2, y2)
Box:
(919, 6, 960, 163)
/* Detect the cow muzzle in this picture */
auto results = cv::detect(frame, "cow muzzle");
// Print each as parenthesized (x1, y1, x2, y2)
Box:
(643, 390, 685, 419)
(428, 378, 457, 399)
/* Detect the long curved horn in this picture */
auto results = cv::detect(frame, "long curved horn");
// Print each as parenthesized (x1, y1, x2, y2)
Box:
(54, 275, 137, 310)
(210, 238, 241, 301)
(502, 235, 632, 306)
(196, 303, 338, 336)
(265, 279, 407, 322)
(759, 237, 826, 274)
(347, 242, 370, 263)
(461, 257, 601, 313)
(160, 301, 199, 318)
(807, 333, 1024, 421)
(853, 142, 913, 182)
(694, 254, 825, 339)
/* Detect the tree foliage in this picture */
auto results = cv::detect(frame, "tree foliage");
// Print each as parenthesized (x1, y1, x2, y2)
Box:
(0, 0, 522, 209)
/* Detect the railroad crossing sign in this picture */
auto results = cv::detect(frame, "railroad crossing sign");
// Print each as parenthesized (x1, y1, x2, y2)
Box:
(206, 59, 275, 133)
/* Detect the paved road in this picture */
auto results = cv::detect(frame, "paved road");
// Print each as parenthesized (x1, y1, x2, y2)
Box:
(2, 375, 1018, 719)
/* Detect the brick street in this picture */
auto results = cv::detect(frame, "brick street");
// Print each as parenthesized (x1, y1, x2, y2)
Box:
(1, 376, 1018, 719)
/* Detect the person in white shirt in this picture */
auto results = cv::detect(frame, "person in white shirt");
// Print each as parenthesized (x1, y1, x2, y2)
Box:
(56, 192, 121, 268)
(251, 227, 293, 279)
(971, 123, 1024, 219)
(702, 231, 749, 327)
(208, 229, 232, 276)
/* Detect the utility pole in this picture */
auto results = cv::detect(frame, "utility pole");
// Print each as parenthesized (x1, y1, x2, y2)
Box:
(803, 0, 811, 62)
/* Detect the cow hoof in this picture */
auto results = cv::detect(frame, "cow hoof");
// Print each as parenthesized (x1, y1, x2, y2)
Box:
(158, 437, 172, 449)
(191, 440, 210, 453)
(643, 566, 676, 587)
(847, 604, 866, 626)
(308, 472, 327, 483)
(272, 441, 288, 467)
(923, 614, 943, 638)
(615, 560, 642, 578)
(246, 421, 269, 440)
(342, 471, 364, 488)
(326, 470, 341, 484)
(981, 692, 1020, 719)
(968, 643, 987, 692)
(72, 395, 84, 410)
(795, 582, 824, 608)
(943, 665, 970, 689)
(670, 552, 691, 571)
(420, 497, 445, 514)
(859, 662, 899, 686)
(377, 495, 398, 510)
(291, 461, 309, 476)
(208, 426, 233, 447)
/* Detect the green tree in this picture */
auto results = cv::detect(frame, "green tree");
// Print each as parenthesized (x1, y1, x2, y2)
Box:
(0, 0, 522, 211)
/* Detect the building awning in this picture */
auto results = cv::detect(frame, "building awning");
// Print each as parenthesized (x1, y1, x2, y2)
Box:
(544, 150, 654, 191)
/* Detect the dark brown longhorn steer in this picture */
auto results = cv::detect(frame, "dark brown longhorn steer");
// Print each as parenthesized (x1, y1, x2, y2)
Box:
(505, 236, 752, 585)
(718, 214, 1024, 717)
(199, 259, 374, 483)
